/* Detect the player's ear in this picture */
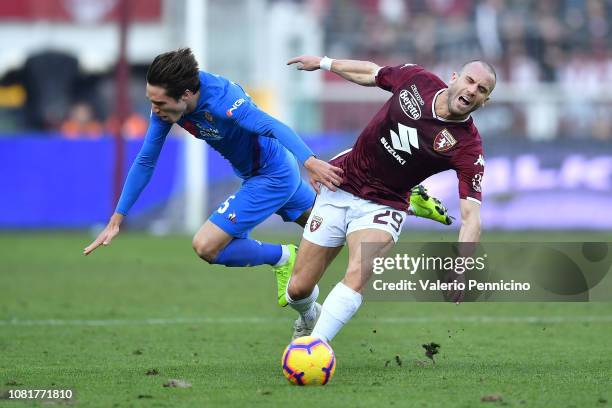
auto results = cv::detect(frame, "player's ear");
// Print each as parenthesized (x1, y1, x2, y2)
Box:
(449, 71, 458, 83)
(179, 90, 190, 102)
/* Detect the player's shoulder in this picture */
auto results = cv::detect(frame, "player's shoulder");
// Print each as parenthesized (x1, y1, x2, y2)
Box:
(199, 71, 252, 117)
(379, 63, 424, 80)
(199, 71, 229, 99)
(379, 63, 446, 93)
(411, 66, 446, 88)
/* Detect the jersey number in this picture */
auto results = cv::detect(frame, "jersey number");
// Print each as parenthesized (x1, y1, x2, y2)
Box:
(373, 210, 404, 232)
(217, 195, 236, 214)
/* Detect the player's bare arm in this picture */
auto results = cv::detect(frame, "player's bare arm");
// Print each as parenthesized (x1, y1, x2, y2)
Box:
(83, 212, 124, 255)
(304, 156, 344, 193)
(458, 199, 481, 242)
(287, 55, 381, 87)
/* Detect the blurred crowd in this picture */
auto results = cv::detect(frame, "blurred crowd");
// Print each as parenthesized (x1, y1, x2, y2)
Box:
(289, 0, 612, 140)
(1, 0, 611, 140)
(0, 50, 148, 138)
(313, 0, 612, 86)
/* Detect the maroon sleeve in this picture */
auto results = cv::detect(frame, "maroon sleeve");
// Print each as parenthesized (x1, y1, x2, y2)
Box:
(454, 141, 485, 203)
(375, 64, 425, 93)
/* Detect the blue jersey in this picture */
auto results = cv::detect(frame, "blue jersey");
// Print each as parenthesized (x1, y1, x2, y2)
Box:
(116, 71, 314, 215)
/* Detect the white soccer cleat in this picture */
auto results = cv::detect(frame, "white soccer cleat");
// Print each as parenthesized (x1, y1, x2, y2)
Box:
(292, 303, 322, 340)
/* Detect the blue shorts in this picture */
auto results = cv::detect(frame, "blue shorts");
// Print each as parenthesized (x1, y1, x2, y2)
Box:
(209, 156, 315, 239)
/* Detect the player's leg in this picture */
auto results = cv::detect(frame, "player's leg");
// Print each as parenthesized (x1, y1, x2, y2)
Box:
(285, 186, 348, 337)
(270, 177, 315, 305)
(311, 202, 407, 343)
(311, 228, 394, 342)
(193, 174, 296, 267)
(192, 219, 284, 266)
(286, 237, 343, 337)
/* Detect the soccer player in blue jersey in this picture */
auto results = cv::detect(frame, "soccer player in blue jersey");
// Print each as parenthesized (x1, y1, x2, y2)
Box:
(83, 48, 451, 307)
(83, 48, 344, 306)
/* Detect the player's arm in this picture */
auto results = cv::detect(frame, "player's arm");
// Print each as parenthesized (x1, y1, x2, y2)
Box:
(441, 198, 480, 304)
(455, 144, 484, 243)
(458, 199, 481, 242)
(287, 55, 381, 87)
(230, 102, 344, 193)
(83, 116, 171, 255)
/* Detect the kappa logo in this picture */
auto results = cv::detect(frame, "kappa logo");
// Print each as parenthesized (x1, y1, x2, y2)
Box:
(474, 154, 485, 167)
(310, 215, 323, 232)
(204, 111, 214, 123)
(433, 129, 457, 152)
(227, 212, 237, 223)
(398, 89, 421, 120)
(226, 98, 245, 117)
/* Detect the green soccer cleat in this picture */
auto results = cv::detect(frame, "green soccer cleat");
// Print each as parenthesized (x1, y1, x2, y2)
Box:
(409, 185, 454, 226)
(273, 244, 298, 307)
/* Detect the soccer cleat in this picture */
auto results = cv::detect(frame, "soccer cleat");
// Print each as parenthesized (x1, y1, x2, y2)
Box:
(292, 303, 322, 340)
(409, 184, 454, 226)
(273, 244, 298, 307)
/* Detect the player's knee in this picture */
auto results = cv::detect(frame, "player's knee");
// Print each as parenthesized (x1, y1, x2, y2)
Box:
(191, 236, 218, 263)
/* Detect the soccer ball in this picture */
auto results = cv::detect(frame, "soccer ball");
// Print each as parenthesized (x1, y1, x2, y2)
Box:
(281, 336, 336, 386)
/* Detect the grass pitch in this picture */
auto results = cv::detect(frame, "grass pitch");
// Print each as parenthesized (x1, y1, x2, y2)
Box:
(1, 231, 611, 407)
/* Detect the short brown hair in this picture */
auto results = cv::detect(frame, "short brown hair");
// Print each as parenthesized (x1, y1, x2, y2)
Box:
(146, 48, 200, 100)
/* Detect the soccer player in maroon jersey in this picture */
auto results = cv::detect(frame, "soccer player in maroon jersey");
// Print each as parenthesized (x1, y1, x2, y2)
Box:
(283, 55, 496, 341)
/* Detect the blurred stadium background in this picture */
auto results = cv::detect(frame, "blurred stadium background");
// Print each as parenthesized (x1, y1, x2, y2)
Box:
(0, 0, 611, 234)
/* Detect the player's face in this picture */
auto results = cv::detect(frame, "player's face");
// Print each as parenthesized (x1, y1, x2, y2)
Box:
(146, 83, 188, 123)
(447, 63, 495, 118)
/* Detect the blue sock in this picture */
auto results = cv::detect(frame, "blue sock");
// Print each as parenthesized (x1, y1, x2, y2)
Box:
(211, 238, 282, 267)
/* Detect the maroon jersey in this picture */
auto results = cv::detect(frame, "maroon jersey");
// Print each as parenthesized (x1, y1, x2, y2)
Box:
(330, 64, 484, 211)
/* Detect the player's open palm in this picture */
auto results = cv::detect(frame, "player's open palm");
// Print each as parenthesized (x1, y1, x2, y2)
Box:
(83, 214, 123, 255)
(287, 55, 322, 71)
(304, 156, 344, 193)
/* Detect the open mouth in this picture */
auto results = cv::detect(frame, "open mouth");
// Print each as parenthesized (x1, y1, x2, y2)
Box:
(458, 96, 471, 107)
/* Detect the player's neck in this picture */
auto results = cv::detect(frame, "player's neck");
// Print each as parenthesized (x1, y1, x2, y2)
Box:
(435, 89, 469, 121)
(185, 90, 200, 114)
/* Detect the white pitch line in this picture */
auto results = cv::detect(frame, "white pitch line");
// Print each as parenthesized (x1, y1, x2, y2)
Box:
(1, 315, 611, 327)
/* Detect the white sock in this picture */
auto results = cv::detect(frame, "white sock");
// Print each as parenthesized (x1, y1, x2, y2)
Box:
(273, 245, 290, 267)
(286, 284, 319, 322)
(311, 282, 362, 342)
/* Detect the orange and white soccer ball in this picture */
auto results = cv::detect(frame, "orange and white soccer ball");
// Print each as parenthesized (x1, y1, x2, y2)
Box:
(281, 336, 336, 386)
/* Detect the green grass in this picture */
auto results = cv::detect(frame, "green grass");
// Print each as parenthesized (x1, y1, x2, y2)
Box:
(1, 231, 611, 407)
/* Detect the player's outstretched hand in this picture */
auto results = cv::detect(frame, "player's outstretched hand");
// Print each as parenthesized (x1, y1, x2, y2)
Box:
(287, 55, 323, 71)
(83, 213, 123, 256)
(304, 156, 344, 194)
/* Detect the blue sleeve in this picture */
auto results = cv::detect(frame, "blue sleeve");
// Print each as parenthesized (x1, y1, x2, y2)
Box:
(115, 114, 172, 215)
(230, 101, 314, 165)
